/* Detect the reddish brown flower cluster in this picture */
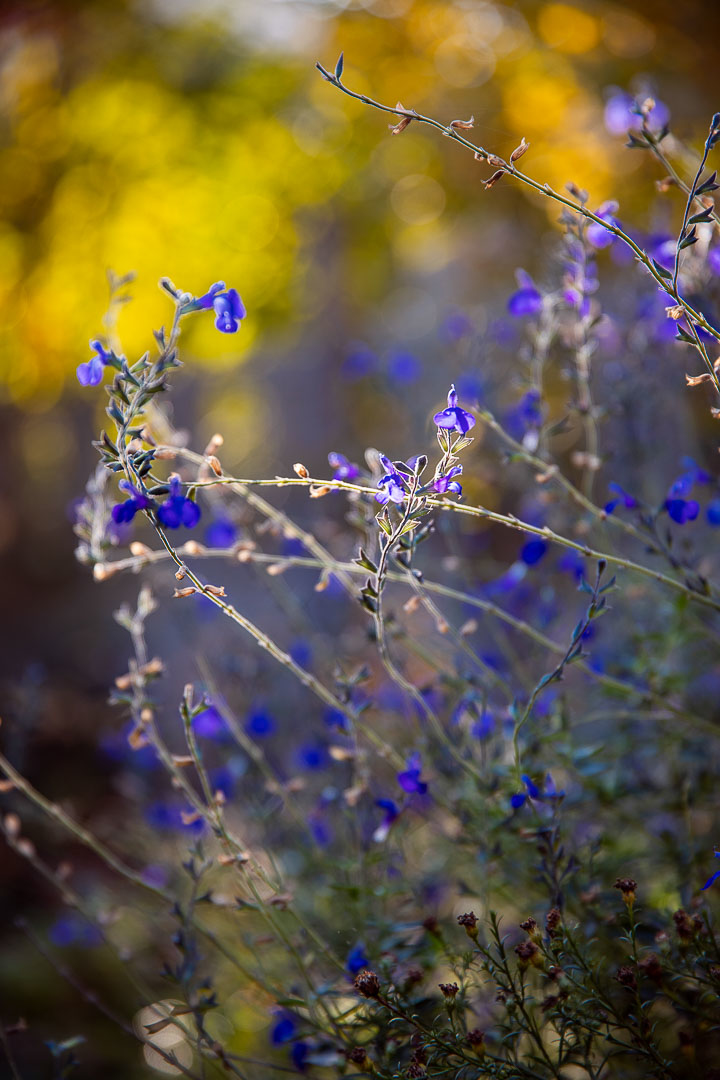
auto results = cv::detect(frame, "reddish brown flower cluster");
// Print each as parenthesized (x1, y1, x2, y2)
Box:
(515, 939, 541, 969)
(613, 877, 637, 905)
(673, 909, 703, 941)
(615, 964, 637, 990)
(354, 969, 381, 998)
(545, 907, 562, 938)
(457, 911, 479, 940)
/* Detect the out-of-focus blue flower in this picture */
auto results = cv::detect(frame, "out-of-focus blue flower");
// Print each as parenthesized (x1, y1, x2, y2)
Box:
(328, 452, 360, 481)
(204, 516, 237, 548)
(665, 498, 699, 524)
(111, 480, 152, 524)
(373, 798, 399, 843)
(246, 710, 275, 737)
(433, 465, 463, 495)
(388, 349, 421, 383)
(77, 340, 112, 386)
(433, 384, 476, 435)
(270, 1012, 298, 1046)
(142, 864, 168, 889)
(193, 705, 226, 739)
(558, 550, 586, 579)
(510, 773, 564, 809)
(506, 388, 543, 441)
(707, 499, 720, 525)
(296, 743, 330, 771)
(669, 458, 711, 496)
(604, 482, 638, 515)
(49, 913, 103, 948)
(290, 640, 312, 668)
(708, 247, 720, 276)
(324, 708, 351, 732)
(587, 201, 620, 250)
(603, 89, 669, 136)
(507, 269, 542, 317)
(376, 455, 407, 505)
(211, 766, 235, 801)
(701, 851, 720, 890)
(291, 1041, 310, 1070)
(397, 752, 427, 794)
(343, 342, 378, 379)
(157, 478, 201, 529)
(520, 538, 547, 566)
(646, 233, 675, 271)
(346, 943, 370, 975)
(472, 708, 495, 740)
(145, 802, 204, 833)
(441, 310, 474, 341)
(308, 811, 332, 847)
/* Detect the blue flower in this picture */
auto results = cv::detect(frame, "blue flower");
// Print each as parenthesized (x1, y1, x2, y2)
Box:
(521, 538, 547, 566)
(49, 913, 102, 948)
(111, 480, 152, 524)
(665, 498, 699, 525)
(246, 710, 275, 737)
(707, 499, 720, 526)
(373, 798, 399, 843)
(397, 752, 427, 794)
(376, 455, 407, 505)
(328, 452, 360, 481)
(157, 477, 201, 529)
(77, 339, 112, 387)
(144, 802, 204, 833)
(296, 743, 330, 771)
(211, 766, 235, 801)
(701, 851, 720, 891)
(587, 201, 620, 250)
(196, 282, 246, 333)
(343, 342, 378, 379)
(433, 465, 463, 495)
(270, 1012, 298, 1046)
(506, 388, 543, 441)
(510, 773, 564, 809)
(193, 705, 226, 739)
(507, 269, 542, 318)
(204, 516, 238, 548)
(709, 247, 720, 276)
(604, 482, 637, 515)
(324, 708, 351, 732)
(388, 349, 421, 384)
(433, 384, 476, 435)
(346, 943, 370, 975)
(603, 90, 669, 136)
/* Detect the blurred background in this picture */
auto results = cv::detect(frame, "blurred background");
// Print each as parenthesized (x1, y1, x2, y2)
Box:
(2, 0, 720, 1075)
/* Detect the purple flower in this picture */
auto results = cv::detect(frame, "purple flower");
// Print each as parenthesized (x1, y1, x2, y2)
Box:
(433, 384, 476, 435)
(397, 752, 427, 795)
(603, 90, 669, 136)
(77, 340, 112, 387)
(701, 851, 720, 891)
(296, 743, 330, 771)
(507, 269, 542, 318)
(604, 482, 638, 514)
(388, 349, 421, 384)
(49, 913, 102, 948)
(376, 455, 407, 505)
(270, 1012, 298, 1046)
(587, 201, 620, 250)
(193, 705, 226, 739)
(328, 452, 360, 481)
(433, 465, 463, 495)
(157, 477, 201, 529)
(111, 480, 152, 524)
(246, 710, 275, 737)
(708, 247, 720, 276)
(195, 281, 246, 333)
(707, 499, 720, 526)
(373, 798, 399, 843)
(324, 708, 351, 732)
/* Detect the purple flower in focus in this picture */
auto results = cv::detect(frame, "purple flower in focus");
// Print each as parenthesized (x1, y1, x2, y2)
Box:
(604, 482, 638, 515)
(397, 752, 427, 795)
(157, 477, 201, 529)
(376, 455, 407, 505)
(196, 281, 246, 333)
(433, 465, 463, 496)
(111, 480, 152, 524)
(328, 452, 360, 481)
(587, 201, 620, 250)
(507, 269, 542, 317)
(433, 384, 476, 435)
(77, 340, 112, 387)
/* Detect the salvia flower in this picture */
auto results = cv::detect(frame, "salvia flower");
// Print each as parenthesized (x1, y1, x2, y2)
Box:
(195, 281, 246, 333)
(156, 477, 201, 529)
(373, 798, 399, 843)
(433, 465, 463, 495)
(328, 452, 360, 481)
(376, 455, 407, 505)
(507, 269, 542, 317)
(397, 752, 428, 795)
(511, 773, 564, 809)
(604, 482, 637, 515)
(346, 943, 370, 976)
(270, 1011, 298, 1046)
(111, 480, 152, 524)
(707, 498, 720, 526)
(603, 89, 669, 136)
(665, 497, 699, 525)
(701, 851, 720, 891)
(77, 340, 112, 387)
(433, 384, 476, 434)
